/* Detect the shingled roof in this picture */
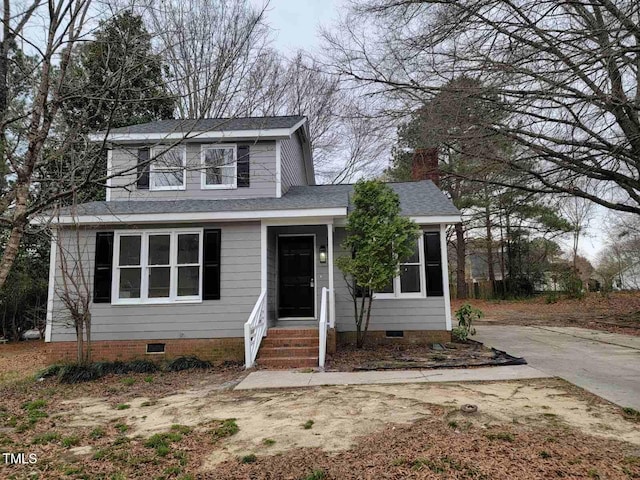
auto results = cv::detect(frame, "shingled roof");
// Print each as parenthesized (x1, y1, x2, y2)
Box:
(59, 181, 460, 219)
(98, 115, 306, 136)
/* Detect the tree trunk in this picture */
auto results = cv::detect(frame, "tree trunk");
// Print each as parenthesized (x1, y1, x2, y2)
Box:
(485, 191, 495, 284)
(455, 222, 467, 299)
(360, 295, 375, 348)
(356, 293, 366, 348)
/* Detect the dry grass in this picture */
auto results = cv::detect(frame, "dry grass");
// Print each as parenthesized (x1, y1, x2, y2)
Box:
(0, 340, 48, 383)
(453, 292, 640, 336)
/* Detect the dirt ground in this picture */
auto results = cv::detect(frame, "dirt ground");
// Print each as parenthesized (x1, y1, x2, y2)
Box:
(0, 340, 47, 383)
(2, 369, 640, 479)
(452, 291, 640, 336)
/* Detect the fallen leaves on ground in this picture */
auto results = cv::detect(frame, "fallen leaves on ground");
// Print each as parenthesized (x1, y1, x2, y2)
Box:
(209, 415, 640, 480)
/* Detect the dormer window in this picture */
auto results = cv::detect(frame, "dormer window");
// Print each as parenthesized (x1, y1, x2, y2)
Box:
(150, 146, 186, 191)
(201, 144, 237, 189)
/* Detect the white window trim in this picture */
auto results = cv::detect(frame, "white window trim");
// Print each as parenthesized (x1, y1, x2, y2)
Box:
(150, 146, 187, 191)
(374, 235, 427, 300)
(112, 228, 203, 305)
(200, 143, 237, 190)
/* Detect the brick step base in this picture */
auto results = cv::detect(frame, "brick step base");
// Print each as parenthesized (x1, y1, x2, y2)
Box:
(258, 356, 319, 369)
(259, 346, 318, 358)
(265, 328, 319, 338)
(261, 337, 319, 348)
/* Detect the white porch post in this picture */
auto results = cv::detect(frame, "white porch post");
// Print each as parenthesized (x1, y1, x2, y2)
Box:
(440, 223, 452, 331)
(327, 223, 335, 327)
(44, 228, 58, 343)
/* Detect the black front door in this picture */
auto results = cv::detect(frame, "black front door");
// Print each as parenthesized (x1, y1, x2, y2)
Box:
(278, 236, 314, 318)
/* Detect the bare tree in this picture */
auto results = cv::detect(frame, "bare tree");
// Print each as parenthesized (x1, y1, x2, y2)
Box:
(561, 194, 595, 269)
(56, 205, 92, 364)
(323, 0, 640, 216)
(144, 0, 271, 118)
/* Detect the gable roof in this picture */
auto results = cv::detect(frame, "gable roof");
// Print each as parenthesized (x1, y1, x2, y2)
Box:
(50, 180, 461, 224)
(90, 116, 307, 142)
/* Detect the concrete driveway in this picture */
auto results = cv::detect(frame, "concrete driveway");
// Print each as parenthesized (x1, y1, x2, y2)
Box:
(473, 325, 640, 410)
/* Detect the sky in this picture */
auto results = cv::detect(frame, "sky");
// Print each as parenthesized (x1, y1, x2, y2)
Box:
(254, 0, 343, 55)
(254, 0, 607, 262)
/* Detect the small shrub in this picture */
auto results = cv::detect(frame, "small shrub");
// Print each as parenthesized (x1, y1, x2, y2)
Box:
(212, 419, 239, 439)
(539, 450, 552, 459)
(239, 454, 257, 464)
(302, 420, 314, 430)
(32, 432, 60, 444)
(115, 404, 130, 411)
(90, 427, 106, 439)
(121, 377, 136, 386)
(59, 364, 101, 383)
(262, 438, 276, 446)
(61, 435, 80, 448)
(144, 376, 154, 383)
(156, 445, 171, 457)
(165, 355, 211, 372)
(452, 304, 483, 342)
(561, 270, 585, 299)
(37, 364, 64, 379)
(127, 360, 159, 373)
(447, 420, 458, 429)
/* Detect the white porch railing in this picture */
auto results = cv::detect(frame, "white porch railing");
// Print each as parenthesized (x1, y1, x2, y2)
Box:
(244, 290, 267, 369)
(318, 287, 330, 368)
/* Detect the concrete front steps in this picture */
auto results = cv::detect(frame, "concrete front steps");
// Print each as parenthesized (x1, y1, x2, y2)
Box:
(257, 327, 319, 369)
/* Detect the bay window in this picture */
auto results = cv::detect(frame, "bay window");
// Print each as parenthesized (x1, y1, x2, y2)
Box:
(150, 146, 186, 191)
(201, 144, 237, 189)
(113, 229, 203, 304)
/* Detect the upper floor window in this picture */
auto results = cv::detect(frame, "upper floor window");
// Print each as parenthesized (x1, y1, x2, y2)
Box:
(201, 144, 237, 189)
(150, 146, 186, 191)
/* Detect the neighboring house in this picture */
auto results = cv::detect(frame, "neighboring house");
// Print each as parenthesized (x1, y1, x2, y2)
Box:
(45, 116, 461, 368)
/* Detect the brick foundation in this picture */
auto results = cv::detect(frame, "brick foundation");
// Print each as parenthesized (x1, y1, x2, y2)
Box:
(46, 338, 245, 365)
(337, 330, 451, 346)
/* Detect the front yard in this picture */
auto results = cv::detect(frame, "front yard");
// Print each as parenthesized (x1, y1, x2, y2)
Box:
(454, 291, 640, 336)
(1, 361, 639, 479)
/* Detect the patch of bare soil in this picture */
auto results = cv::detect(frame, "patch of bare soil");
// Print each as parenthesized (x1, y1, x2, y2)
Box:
(327, 341, 524, 371)
(453, 292, 640, 336)
(2, 375, 639, 478)
(0, 340, 47, 383)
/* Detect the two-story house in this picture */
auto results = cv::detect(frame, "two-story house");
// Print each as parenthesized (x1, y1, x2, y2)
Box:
(45, 116, 461, 368)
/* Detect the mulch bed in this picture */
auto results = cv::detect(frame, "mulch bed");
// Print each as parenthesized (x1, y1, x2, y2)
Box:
(327, 341, 525, 372)
(208, 414, 640, 479)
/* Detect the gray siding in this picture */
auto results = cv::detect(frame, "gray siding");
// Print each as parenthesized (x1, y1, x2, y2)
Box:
(280, 134, 307, 194)
(109, 142, 277, 200)
(332, 227, 448, 332)
(51, 222, 261, 342)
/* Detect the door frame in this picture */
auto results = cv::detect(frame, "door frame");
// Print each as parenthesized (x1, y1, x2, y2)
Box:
(276, 233, 317, 320)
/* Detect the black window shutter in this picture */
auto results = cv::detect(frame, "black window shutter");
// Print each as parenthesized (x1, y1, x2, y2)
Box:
(203, 229, 221, 300)
(137, 148, 150, 189)
(237, 145, 250, 187)
(424, 232, 444, 296)
(93, 232, 114, 303)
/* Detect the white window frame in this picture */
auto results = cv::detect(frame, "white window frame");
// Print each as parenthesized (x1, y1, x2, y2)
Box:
(200, 143, 237, 190)
(150, 145, 186, 191)
(374, 235, 427, 300)
(112, 228, 203, 305)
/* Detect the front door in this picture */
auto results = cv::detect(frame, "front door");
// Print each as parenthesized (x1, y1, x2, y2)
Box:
(278, 236, 314, 318)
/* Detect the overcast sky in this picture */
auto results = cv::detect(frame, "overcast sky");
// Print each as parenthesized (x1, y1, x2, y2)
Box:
(255, 0, 606, 262)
